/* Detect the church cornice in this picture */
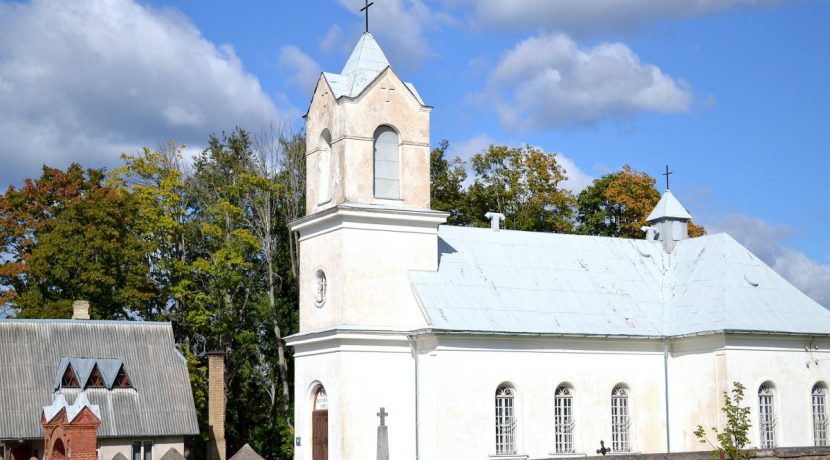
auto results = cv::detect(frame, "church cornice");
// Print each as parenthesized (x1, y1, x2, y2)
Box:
(290, 204, 448, 241)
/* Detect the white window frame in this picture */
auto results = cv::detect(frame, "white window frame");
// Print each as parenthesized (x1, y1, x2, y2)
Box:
(758, 384, 777, 448)
(554, 386, 575, 454)
(813, 384, 828, 447)
(495, 385, 517, 455)
(611, 386, 631, 453)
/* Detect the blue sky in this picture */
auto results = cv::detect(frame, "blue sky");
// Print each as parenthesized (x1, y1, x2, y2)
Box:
(1, 0, 828, 305)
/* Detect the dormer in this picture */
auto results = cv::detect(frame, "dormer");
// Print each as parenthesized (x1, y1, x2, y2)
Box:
(304, 32, 432, 215)
(644, 190, 692, 253)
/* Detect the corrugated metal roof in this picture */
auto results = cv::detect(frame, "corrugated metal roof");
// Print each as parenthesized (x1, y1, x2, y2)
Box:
(0, 320, 199, 439)
(646, 190, 692, 221)
(410, 226, 830, 337)
(322, 32, 425, 104)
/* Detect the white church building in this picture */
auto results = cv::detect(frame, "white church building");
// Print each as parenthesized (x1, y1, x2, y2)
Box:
(285, 32, 830, 460)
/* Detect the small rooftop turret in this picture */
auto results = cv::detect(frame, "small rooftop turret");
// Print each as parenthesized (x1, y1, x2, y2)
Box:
(644, 190, 692, 252)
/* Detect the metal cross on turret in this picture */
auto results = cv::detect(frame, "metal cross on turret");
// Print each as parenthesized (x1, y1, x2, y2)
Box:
(662, 164, 673, 190)
(377, 407, 388, 426)
(360, 0, 375, 33)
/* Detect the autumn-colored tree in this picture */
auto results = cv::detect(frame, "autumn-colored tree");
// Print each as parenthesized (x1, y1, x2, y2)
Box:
(0, 164, 156, 319)
(466, 144, 575, 233)
(577, 165, 706, 238)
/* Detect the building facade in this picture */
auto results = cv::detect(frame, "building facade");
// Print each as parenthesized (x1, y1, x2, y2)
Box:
(0, 305, 199, 460)
(286, 32, 830, 460)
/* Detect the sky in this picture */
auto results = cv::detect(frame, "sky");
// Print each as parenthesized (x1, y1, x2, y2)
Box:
(0, 0, 828, 306)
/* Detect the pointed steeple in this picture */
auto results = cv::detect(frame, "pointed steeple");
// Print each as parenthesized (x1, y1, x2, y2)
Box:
(644, 190, 692, 252)
(321, 33, 424, 104)
(341, 32, 389, 76)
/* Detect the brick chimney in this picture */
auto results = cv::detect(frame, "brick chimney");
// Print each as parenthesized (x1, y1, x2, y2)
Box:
(207, 351, 226, 460)
(72, 300, 90, 320)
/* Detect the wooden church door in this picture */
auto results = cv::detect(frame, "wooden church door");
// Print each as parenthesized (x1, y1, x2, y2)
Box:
(312, 386, 328, 460)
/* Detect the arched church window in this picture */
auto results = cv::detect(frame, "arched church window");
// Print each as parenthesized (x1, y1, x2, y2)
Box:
(495, 384, 516, 455)
(318, 129, 332, 203)
(813, 383, 828, 446)
(611, 385, 631, 453)
(373, 125, 400, 199)
(554, 385, 574, 454)
(758, 382, 777, 448)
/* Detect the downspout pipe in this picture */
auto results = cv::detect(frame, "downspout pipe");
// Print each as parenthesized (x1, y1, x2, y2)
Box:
(407, 334, 421, 460)
(664, 337, 671, 453)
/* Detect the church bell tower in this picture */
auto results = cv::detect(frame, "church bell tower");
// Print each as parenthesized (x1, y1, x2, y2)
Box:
(291, 32, 447, 332)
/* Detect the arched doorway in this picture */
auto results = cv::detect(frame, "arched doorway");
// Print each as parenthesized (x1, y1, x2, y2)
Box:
(51, 439, 67, 460)
(312, 386, 328, 460)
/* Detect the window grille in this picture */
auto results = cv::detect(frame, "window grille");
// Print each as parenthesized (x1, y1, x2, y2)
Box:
(61, 365, 79, 388)
(611, 386, 631, 453)
(554, 386, 575, 454)
(758, 384, 776, 448)
(85, 365, 105, 388)
(813, 384, 828, 447)
(495, 385, 516, 455)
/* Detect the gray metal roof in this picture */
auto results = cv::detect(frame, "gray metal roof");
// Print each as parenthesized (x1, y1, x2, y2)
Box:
(410, 226, 830, 337)
(322, 32, 425, 104)
(0, 320, 199, 439)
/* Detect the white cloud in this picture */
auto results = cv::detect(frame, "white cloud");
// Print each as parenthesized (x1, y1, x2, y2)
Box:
(711, 214, 830, 308)
(556, 154, 594, 193)
(446, 0, 783, 35)
(335, 0, 452, 67)
(486, 33, 692, 130)
(319, 25, 344, 53)
(278, 45, 322, 94)
(0, 0, 286, 187)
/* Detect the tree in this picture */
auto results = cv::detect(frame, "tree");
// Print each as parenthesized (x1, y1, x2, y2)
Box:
(694, 381, 754, 460)
(577, 165, 707, 239)
(0, 164, 156, 319)
(429, 140, 471, 225)
(466, 144, 575, 232)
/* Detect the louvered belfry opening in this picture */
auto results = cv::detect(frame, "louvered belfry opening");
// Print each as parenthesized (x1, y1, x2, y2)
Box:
(61, 365, 79, 388)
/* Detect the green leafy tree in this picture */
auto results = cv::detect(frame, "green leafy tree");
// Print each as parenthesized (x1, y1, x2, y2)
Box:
(430, 140, 471, 225)
(694, 381, 754, 460)
(466, 144, 575, 232)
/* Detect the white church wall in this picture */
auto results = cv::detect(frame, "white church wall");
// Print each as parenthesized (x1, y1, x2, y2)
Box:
(293, 342, 344, 460)
(668, 335, 727, 452)
(297, 225, 344, 331)
(723, 335, 830, 449)
(291, 332, 415, 460)
(419, 335, 669, 459)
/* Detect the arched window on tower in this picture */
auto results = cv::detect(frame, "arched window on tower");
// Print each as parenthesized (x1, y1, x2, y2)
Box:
(759, 382, 777, 448)
(373, 125, 400, 199)
(813, 383, 828, 446)
(611, 385, 631, 453)
(554, 385, 575, 454)
(318, 129, 332, 204)
(495, 384, 516, 455)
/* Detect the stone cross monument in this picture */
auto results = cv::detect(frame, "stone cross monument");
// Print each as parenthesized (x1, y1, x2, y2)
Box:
(377, 407, 389, 460)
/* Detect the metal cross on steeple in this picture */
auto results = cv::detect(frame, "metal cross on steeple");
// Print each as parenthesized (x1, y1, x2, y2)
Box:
(662, 164, 673, 190)
(377, 407, 388, 426)
(360, 0, 375, 33)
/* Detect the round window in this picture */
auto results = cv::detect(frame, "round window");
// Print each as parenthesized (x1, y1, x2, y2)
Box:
(314, 270, 327, 307)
